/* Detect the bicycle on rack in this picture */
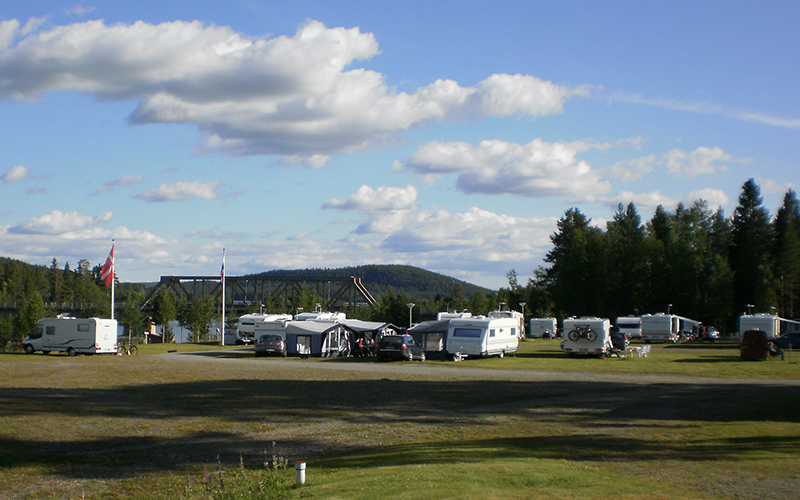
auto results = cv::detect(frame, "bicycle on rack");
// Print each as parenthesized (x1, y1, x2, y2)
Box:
(117, 342, 138, 355)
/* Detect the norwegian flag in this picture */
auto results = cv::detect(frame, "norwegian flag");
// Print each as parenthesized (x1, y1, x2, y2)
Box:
(220, 248, 225, 280)
(100, 244, 115, 287)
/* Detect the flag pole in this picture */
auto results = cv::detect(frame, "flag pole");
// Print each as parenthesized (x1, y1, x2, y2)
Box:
(221, 248, 226, 345)
(110, 240, 115, 320)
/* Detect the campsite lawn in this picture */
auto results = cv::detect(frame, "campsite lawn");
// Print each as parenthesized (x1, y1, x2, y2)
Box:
(0, 342, 798, 499)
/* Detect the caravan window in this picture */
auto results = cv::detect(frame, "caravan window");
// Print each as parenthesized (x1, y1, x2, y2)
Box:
(453, 328, 481, 338)
(511, 328, 517, 337)
(78, 323, 90, 332)
(489, 329, 496, 338)
(46, 326, 56, 336)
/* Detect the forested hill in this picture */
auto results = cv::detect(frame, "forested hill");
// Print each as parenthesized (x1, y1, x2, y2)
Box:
(250, 264, 492, 300)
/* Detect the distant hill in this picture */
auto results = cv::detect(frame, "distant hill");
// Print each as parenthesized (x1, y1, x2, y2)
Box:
(250, 264, 493, 300)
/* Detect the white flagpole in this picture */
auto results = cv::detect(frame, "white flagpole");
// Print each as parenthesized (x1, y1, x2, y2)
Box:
(110, 240, 115, 320)
(221, 248, 226, 345)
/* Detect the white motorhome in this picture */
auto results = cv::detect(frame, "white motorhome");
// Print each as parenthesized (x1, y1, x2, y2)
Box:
(488, 309, 526, 338)
(739, 314, 781, 339)
(562, 317, 613, 357)
(446, 316, 520, 359)
(23, 316, 118, 356)
(436, 311, 472, 321)
(529, 317, 557, 338)
(615, 316, 642, 339)
(641, 313, 698, 343)
(236, 314, 293, 344)
(294, 311, 346, 322)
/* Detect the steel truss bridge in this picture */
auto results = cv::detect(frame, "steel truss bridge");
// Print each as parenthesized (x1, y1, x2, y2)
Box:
(140, 275, 377, 314)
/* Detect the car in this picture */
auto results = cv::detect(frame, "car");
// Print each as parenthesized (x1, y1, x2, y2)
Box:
(702, 326, 720, 342)
(772, 332, 800, 350)
(377, 334, 425, 361)
(254, 334, 287, 357)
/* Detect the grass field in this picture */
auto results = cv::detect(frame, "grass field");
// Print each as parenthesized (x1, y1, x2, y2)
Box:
(1, 340, 798, 499)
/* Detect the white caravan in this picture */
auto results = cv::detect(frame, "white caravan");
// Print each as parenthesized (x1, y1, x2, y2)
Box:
(236, 314, 293, 344)
(446, 316, 520, 359)
(529, 317, 557, 338)
(488, 309, 526, 338)
(615, 316, 642, 339)
(641, 313, 698, 343)
(739, 313, 781, 339)
(562, 317, 613, 357)
(436, 311, 472, 321)
(294, 311, 346, 322)
(23, 316, 118, 356)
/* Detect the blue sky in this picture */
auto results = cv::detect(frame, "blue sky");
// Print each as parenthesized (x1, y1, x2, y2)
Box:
(1, 1, 798, 289)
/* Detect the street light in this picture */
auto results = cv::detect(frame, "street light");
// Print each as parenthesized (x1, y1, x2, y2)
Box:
(519, 302, 526, 317)
(406, 303, 415, 329)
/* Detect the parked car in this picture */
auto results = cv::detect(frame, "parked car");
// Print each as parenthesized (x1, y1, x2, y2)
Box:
(254, 334, 287, 357)
(377, 334, 425, 361)
(702, 326, 720, 342)
(772, 332, 800, 350)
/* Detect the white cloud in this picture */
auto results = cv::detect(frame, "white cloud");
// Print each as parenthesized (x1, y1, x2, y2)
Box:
(1, 165, 29, 183)
(323, 184, 417, 212)
(135, 181, 219, 202)
(606, 155, 656, 182)
(0, 19, 585, 165)
(399, 138, 611, 199)
(63, 4, 96, 16)
(93, 174, 142, 195)
(600, 191, 678, 211)
(665, 147, 733, 177)
(684, 188, 729, 209)
(8, 210, 113, 234)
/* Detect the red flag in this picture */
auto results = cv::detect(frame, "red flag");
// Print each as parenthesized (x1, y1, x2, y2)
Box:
(220, 248, 225, 280)
(100, 244, 115, 287)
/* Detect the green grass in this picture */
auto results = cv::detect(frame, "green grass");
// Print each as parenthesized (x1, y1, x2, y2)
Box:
(1, 342, 799, 499)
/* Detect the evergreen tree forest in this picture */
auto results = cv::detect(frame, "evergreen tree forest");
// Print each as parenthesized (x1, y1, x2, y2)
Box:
(507, 179, 800, 334)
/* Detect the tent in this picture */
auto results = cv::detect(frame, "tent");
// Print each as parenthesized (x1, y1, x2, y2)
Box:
(408, 320, 452, 360)
(285, 321, 356, 358)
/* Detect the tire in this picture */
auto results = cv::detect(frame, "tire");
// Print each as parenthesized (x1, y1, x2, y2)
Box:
(420, 352, 426, 362)
(568, 330, 580, 342)
(586, 330, 598, 342)
(498, 351, 504, 359)
(129, 346, 138, 355)
(41, 350, 50, 355)
(67, 347, 76, 357)
(24, 344, 34, 355)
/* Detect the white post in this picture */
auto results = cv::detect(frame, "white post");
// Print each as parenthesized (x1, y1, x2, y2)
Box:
(221, 248, 226, 345)
(295, 461, 306, 485)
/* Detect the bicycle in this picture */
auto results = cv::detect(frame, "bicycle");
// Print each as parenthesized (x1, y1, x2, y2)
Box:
(117, 343, 138, 355)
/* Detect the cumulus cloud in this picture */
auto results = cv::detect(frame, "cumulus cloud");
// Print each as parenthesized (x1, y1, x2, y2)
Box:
(0, 18, 585, 166)
(323, 184, 417, 212)
(684, 188, 729, 209)
(92, 174, 142, 195)
(1, 165, 29, 183)
(398, 138, 611, 199)
(600, 191, 679, 211)
(665, 147, 733, 177)
(135, 181, 219, 202)
(8, 210, 113, 234)
(606, 155, 656, 182)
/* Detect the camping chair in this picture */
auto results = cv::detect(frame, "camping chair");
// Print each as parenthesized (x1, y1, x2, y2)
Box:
(639, 345, 651, 358)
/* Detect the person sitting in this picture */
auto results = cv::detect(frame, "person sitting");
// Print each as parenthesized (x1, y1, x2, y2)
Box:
(767, 341, 785, 361)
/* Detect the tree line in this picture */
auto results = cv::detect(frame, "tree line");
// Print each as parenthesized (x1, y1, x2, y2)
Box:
(498, 179, 800, 334)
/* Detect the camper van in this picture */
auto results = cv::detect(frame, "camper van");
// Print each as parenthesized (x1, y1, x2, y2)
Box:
(445, 316, 519, 359)
(236, 314, 293, 344)
(739, 314, 781, 340)
(562, 317, 613, 357)
(529, 317, 557, 338)
(641, 313, 698, 343)
(488, 309, 526, 338)
(615, 316, 642, 339)
(23, 316, 118, 356)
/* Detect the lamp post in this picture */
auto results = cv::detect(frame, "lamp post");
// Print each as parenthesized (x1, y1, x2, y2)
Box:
(406, 303, 415, 329)
(519, 302, 526, 317)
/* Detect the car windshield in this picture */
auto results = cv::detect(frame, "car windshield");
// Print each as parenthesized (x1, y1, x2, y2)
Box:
(259, 335, 281, 341)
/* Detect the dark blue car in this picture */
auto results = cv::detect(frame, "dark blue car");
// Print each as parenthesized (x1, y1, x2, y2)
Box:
(772, 332, 800, 350)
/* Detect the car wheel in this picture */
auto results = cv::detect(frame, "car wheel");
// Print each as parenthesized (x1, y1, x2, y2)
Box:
(498, 350, 504, 359)
(420, 351, 426, 362)
(24, 344, 34, 355)
(67, 347, 76, 357)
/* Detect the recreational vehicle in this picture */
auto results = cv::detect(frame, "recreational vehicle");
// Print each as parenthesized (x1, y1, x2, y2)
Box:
(641, 313, 698, 343)
(529, 317, 557, 338)
(615, 316, 642, 339)
(294, 311, 346, 322)
(488, 309, 526, 338)
(436, 311, 472, 321)
(23, 316, 118, 356)
(739, 313, 781, 340)
(562, 317, 613, 357)
(445, 316, 519, 359)
(236, 314, 292, 344)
